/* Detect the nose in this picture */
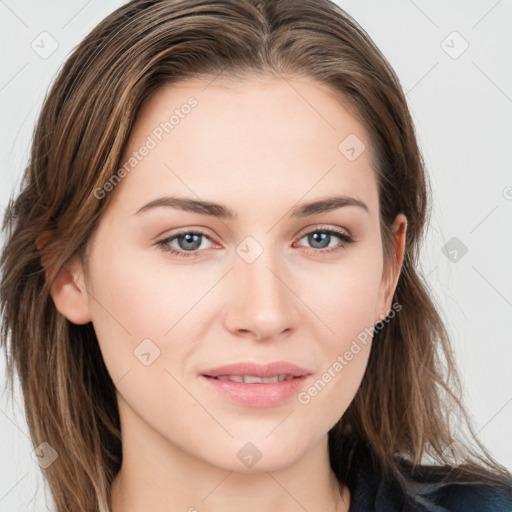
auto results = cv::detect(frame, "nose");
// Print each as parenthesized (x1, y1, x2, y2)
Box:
(222, 242, 301, 341)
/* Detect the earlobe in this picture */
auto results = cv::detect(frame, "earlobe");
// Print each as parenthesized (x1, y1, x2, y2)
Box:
(37, 233, 92, 325)
(49, 258, 92, 325)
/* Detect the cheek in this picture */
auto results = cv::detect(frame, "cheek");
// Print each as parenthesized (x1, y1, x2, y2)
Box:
(297, 341, 371, 440)
(301, 245, 384, 342)
(85, 236, 218, 384)
(295, 248, 382, 406)
(84, 240, 169, 379)
(295, 266, 379, 429)
(87, 234, 195, 333)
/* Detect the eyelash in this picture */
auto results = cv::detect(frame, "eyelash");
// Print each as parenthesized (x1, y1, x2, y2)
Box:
(156, 226, 355, 258)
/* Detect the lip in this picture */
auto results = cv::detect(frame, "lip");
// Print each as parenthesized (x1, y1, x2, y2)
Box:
(200, 375, 310, 407)
(200, 361, 311, 378)
(199, 361, 312, 408)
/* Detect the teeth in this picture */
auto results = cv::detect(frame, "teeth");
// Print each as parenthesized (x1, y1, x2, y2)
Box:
(244, 375, 278, 384)
(215, 375, 294, 383)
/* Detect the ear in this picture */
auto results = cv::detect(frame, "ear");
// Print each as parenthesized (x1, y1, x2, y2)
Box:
(37, 233, 92, 325)
(375, 213, 407, 324)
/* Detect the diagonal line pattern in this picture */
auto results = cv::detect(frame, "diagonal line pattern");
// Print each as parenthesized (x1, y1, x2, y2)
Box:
(74, 275, 131, 335)
(114, 368, 132, 386)
(425, 265, 438, 279)
(406, 62, 439, 96)
(163, 163, 235, 237)
(0, 1, 29, 28)
(408, 0, 439, 29)
(0, 408, 30, 441)
(276, 71, 335, 130)
(265, 410, 294, 438)
(471, 265, 512, 308)
(164, 368, 234, 437)
(200, 65, 227, 93)
(472, 61, 512, 104)
(471, 0, 503, 30)
(201, 470, 233, 502)
(61, 0, 92, 29)
(163, 268, 234, 337)
(266, 165, 336, 234)
(0, 472, 29, 503)
(469, 204, 499, 233)
(475, 396, 512, 436)
(164, 267, 233, 336)
(429, 222, 439, 234)
(0, 62, 29, 92)
(443, 397, 512, 472)
(265, 472, 310, 512)
(265, 266, 336, 335)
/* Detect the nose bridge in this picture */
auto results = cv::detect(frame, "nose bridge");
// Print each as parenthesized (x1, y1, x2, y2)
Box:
(225, 236, 298, 338)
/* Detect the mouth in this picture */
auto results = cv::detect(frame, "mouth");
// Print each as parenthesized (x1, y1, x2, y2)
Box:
(200, 361, 311, 379)
(203, 374, 299, 383)
(199, 362, 311, 407)
(200, 374, 310, 408)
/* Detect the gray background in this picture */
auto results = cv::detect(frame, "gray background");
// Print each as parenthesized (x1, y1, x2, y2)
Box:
(1, 0, 511, 510)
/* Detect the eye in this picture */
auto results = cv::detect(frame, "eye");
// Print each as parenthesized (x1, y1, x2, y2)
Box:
(156, 230, 215, 258)
(156, 226, 356, 259)
(294, 226, 355, 255)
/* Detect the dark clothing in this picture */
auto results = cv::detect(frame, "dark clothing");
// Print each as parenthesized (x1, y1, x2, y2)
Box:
(344, 441, 512, 511)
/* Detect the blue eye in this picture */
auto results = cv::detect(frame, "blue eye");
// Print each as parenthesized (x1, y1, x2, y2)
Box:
(156, 230, 213, 258)
(295, 228, 355, 254)
(156, 227, 355, 258)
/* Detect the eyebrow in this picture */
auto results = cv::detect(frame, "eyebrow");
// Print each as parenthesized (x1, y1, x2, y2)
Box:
(135, 195, 370, 218)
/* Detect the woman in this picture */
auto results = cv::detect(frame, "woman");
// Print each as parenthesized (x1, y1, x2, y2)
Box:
(1, 0, 511, 511)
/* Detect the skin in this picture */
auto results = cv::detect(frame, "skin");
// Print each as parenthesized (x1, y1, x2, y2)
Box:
(47, 74, 407, 512)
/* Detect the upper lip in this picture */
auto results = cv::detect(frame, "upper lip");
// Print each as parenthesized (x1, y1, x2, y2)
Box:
(201, 361, 311, 378)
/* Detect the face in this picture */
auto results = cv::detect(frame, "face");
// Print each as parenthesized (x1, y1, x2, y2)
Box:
(56, 74, 406, 473)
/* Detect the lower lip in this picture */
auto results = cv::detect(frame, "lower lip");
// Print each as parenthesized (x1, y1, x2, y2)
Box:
(200, 375, 310, 408)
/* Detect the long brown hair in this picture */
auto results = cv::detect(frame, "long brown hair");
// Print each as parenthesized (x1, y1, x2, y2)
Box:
(1, 0, 511, 510)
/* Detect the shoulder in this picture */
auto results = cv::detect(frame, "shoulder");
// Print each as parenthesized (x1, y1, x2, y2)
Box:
(343, 440, 512, 512)
(409, 479, 512, 512)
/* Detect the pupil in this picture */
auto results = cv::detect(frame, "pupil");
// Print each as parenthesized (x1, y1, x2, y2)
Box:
(180, 233, 201, 250)
(310, 232, 329, 249)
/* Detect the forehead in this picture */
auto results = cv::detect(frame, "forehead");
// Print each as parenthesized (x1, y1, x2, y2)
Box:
(108, 75, 379, 219)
